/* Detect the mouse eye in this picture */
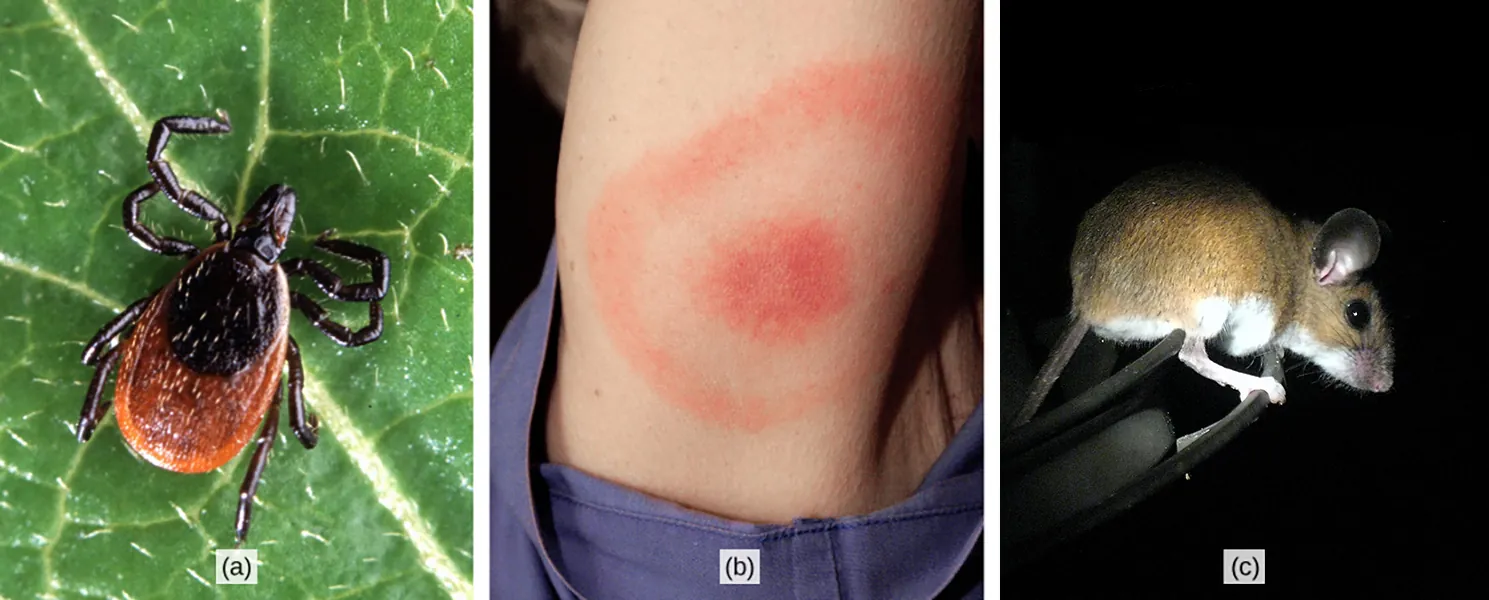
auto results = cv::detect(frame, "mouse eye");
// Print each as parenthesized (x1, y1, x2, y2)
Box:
(1345, 300, 1372, 330)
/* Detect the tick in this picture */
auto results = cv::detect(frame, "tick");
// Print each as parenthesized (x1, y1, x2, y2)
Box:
(75, 111, 390, 545)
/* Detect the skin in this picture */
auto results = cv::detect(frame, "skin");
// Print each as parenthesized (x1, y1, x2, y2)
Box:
(586, 56, 946, 431)
(691, 214, 850, 348)
(547, 0, 981, 524)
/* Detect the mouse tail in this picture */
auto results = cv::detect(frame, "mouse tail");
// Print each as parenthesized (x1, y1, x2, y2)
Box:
(1012, 318, 1091, 429)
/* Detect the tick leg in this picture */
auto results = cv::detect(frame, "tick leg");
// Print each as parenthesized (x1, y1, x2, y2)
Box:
(235, 384, 282, 547)
(77, 347, 121, 443)
(81, 293, 153, 366)
(1178, 335, 1287, 404)
(123, 183, 202, 256)
(291, 292, 384, 347)
(143, 113, 233, 242)
(147, 113, 232, 163)
(281, 234, 390, 302)
(286, 336, 319, 449)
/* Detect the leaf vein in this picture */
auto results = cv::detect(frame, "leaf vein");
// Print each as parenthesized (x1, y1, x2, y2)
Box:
(0, 251, 123, 312)
(301, 375, 473, 599)
(41, 0, 150, 143)
(232, 0, 276, 218)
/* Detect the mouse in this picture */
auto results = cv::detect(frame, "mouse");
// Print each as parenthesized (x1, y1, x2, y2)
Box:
(1059, 162, 1395, 406)
(1014, 162, 1395, 425)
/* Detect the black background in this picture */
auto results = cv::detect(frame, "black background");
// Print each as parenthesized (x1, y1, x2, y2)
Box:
(1000, 6, 1484, 596)
(492, 13, 562, 346)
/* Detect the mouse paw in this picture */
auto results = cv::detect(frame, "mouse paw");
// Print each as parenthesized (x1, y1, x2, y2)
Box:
(1178, 338, 1287, 405)
(1240, 376, 1286, 405)
(1266, 378, 1286, 404)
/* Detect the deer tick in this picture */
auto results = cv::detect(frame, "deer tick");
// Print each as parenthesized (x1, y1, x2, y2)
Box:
(76, 111, 389, 545)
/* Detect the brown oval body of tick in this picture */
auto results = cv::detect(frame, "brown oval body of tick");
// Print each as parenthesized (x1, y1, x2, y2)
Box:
(113, 241, 291, 473)
(77, 112, 389, 545)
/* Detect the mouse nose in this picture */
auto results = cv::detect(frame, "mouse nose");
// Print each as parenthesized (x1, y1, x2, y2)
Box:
(1371, 372, 1392, 393)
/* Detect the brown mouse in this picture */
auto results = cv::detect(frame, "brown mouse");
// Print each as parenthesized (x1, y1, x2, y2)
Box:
(1065, 162, 1394, 404)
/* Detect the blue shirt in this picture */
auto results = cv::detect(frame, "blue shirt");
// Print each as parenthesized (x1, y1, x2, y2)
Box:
(493, 240, 985, 599)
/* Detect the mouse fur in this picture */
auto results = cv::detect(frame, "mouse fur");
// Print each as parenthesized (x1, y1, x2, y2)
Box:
(1070, 163, 1394, 393)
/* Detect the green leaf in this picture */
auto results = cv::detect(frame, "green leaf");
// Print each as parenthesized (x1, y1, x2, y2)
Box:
(0, 1, 474, 598)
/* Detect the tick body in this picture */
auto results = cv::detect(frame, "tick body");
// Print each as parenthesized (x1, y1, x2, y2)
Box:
(76, 111, 390, 545)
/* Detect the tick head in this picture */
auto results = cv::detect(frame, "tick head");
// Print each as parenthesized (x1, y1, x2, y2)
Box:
(233, 184, 297, 263)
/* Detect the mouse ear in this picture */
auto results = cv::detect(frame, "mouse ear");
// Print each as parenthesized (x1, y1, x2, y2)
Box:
(1312, 208, 1382, 286)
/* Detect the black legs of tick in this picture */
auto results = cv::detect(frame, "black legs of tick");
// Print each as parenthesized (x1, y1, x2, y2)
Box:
(76, 293, 155, 442)
(147, 114, 230, 206)
(236, 341, 315, 545)
(124, 184, 202, 256)
(125, 112, 234, 254)
(286, 337, 318, 449)
(81, 293, 153, 366)
(282, 235, 390, 302)
(284, 234, 390, 347)
(236, 383, 281, 547)
(292, 294, 384, 346)
(77, 348, 121, 442)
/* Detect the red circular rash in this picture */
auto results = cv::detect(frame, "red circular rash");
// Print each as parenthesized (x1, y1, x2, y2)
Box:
(585, 55, 949, 432)
(694, 216, 849, 346)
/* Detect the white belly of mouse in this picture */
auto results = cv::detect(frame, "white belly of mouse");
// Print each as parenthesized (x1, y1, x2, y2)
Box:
(1090, 295, 1278, 357)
